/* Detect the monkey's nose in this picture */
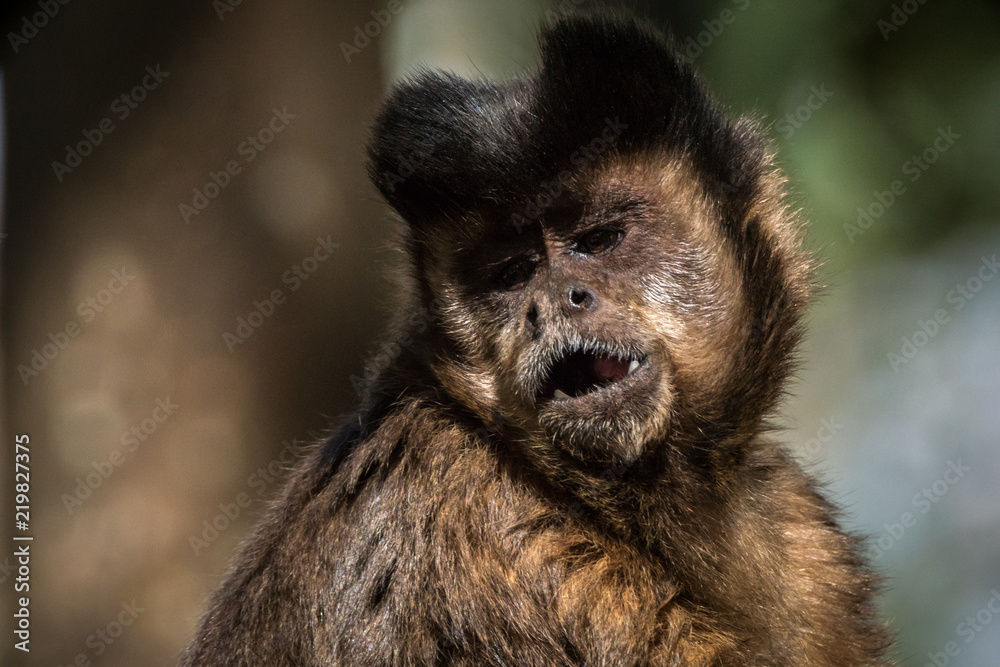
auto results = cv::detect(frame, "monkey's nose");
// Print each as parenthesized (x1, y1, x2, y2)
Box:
(567, 285, 596, 310)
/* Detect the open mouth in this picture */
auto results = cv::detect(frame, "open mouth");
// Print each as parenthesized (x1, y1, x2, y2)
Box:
(542, 346, 645, 400)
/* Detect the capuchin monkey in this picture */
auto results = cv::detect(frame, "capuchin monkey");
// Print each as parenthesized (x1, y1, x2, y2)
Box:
(182, 10, 893, 666)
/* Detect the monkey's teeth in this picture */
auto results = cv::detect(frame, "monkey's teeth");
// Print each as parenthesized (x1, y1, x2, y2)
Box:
(627, 359, 639, 375)
(553, 389, 571, 400)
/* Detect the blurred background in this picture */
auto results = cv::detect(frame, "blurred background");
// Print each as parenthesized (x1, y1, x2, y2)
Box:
(0, 0, 997, 664)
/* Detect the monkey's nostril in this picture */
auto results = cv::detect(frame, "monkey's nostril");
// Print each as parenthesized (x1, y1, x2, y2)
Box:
(567, 286, 594, 309)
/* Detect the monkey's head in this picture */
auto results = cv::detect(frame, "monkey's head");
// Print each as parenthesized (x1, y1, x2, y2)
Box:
(368, 12, 811, 468)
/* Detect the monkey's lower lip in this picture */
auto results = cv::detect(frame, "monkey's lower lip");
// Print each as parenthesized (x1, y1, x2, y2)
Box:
(542, 351, 647, 401)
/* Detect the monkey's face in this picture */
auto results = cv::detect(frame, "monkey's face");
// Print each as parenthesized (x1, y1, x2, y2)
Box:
(371, 16, 809, 468)
(424, 157, 745, 465)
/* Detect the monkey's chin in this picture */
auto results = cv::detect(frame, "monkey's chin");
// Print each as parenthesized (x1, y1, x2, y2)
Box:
(536, 357, 671, 465)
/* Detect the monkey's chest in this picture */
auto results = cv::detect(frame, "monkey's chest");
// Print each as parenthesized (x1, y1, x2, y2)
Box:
(428, 517, 684, 663)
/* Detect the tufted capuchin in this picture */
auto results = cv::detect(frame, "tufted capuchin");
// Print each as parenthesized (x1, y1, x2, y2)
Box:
(183, 10, 893, 666)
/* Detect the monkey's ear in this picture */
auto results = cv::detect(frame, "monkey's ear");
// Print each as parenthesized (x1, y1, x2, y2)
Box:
(367, 71, 528, 232)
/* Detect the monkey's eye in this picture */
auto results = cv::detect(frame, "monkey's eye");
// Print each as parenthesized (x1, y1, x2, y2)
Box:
(574, 227, 624, 255)
(496, 257, 535, 290)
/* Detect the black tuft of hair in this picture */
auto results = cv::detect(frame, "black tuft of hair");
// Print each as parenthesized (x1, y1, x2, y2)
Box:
(367, 10, 766, 235)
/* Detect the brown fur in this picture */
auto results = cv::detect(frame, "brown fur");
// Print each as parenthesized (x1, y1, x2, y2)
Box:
(182, 10, 893, 666)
